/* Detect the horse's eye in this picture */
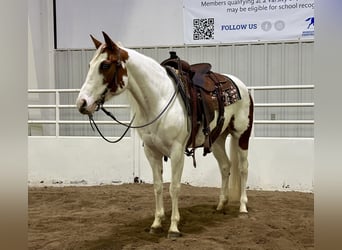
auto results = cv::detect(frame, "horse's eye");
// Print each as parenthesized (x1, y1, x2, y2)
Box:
(100, 61, 111, 70)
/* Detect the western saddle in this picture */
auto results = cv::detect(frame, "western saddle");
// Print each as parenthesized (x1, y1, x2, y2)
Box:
(161, 51, 241, 166)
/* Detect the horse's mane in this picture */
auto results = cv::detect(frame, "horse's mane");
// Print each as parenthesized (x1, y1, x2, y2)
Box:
(123, 47, 173, 115)
(125, 48, 166, 75)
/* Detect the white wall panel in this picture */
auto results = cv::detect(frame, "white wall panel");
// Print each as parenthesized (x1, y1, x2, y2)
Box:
(202, 46, 218, 70)
(284, 43, 301, 84)
(29, 137, 313, 192)
(233, 45, 250, 84)
(267, 43, 283, 85)
(156, 47, 174, 63)
(187, 46, 202, 65)
(28, 137, 135, 185)
(218, 45, 234, 74)
(250, 44, 266, 86)
(55, 0, 184, 48)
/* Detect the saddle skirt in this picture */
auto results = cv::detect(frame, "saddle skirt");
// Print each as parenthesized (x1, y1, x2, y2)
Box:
(161, 51, 241, 164)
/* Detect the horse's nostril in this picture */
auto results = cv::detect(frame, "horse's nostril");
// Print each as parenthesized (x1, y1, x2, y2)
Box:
(78, 98, 89, 114)
(81, 99, 87, 108)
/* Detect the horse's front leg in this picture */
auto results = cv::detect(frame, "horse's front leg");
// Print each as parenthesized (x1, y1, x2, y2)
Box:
(168, 148, 185, 238)
(144, 145, 165, 233)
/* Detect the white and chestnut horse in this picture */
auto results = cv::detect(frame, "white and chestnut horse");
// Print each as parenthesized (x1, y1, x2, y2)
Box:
(76, 32, 253, 238)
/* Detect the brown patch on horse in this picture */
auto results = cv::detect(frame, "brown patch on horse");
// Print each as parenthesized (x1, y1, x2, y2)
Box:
(99, 38, 129, 93)
(238, 94, 254, 150)
(228, 115, 236, 132)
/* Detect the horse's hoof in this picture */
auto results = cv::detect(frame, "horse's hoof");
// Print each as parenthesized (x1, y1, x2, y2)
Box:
(150, 227, 164, 234)
(167, 231, 182, 238)
(216, 204, 226, 211)
(216, 200, 228, 211)
(216, 205, 223, 211)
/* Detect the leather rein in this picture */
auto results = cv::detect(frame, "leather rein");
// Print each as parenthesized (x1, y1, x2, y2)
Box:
(88, 65, 182, 143)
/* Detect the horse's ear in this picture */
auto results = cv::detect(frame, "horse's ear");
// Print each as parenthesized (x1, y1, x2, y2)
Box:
(90, 34, 102, 49)
(102, 31, 118, 51)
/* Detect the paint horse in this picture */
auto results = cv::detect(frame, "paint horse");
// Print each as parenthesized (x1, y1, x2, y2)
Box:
(76, 32, 254, 238)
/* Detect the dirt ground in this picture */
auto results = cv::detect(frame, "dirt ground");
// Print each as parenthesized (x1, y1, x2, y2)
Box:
(28, 183, 313, 250)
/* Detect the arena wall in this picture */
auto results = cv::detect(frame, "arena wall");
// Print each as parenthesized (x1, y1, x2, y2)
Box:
(28, 137, 313, 192)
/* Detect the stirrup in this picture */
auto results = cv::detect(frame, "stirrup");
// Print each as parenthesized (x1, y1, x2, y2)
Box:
(185, 148, 197, 168)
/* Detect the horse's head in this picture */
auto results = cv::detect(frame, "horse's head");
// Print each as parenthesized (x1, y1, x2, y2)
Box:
(76, 32, 129, 115)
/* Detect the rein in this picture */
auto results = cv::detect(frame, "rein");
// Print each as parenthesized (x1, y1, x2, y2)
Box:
(88, 66, 182, 143)
(88, 113, 134, 143)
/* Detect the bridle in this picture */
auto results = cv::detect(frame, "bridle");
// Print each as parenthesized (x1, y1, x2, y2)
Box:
(88, 46, 130, 143)
(88, 64, 182, 143)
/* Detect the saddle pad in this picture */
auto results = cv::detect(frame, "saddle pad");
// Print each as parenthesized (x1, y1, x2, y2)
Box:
(201, 74, 241, 106)
(221, 81, 241, 106)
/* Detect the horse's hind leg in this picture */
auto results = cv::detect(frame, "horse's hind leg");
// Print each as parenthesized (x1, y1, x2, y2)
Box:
(233, 93, 253, 213)
(144, 145, 165, 233)
(229, 136, 249, 213)
(212, 130, 231, 211)
(237, 145, 249, 213)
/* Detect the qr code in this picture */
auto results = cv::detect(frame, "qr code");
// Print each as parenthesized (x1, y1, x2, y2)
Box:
(193, 18, 214, 40)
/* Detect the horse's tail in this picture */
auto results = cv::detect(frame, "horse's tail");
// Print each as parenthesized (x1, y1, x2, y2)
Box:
(228, 136, 241, 202)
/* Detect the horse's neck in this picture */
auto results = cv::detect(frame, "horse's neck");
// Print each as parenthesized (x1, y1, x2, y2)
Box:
(125, 49, 174, 119)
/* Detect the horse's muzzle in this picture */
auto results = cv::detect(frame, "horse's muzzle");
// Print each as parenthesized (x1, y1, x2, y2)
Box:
(77, 98, 91, 115)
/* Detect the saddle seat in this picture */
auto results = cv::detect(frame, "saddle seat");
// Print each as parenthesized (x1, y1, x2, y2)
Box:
(190, 63, 212, 89)
(161, 52, 241, 164)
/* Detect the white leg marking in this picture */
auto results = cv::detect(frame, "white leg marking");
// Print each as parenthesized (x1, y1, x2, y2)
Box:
(237, 148, 249, 213)
(212, 133, 231, 211)
(168, 147, 185, 236)
(144, 146, 165, 231)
